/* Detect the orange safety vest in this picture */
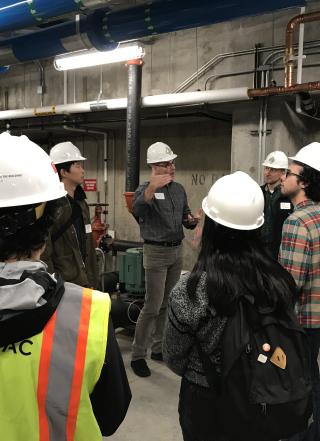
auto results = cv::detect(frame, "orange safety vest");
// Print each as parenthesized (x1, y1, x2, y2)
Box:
(0, 283, 110, 441)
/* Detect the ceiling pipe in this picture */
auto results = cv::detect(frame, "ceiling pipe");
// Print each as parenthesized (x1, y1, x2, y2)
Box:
(0, 0, 110, 33)
(0, 9, 117, 66)
(0, 87, 250, 120)
(0, 0, 305, 65)
(285, 10, 320, 87)
(248, 81, 320, 98)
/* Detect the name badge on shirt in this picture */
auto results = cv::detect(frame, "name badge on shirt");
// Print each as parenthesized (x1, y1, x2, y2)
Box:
(280, 202, 291, 210)
(85, 224, 92, 234)
(155, 193, 165, 200)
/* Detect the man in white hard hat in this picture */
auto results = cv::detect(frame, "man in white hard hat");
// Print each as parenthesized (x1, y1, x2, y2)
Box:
(130, 141, 201, 377)
(0, 132, 131, 440)
(41, 141, 99, 289)
(260, 150, 293, 258)
(279, 142, 320, 441)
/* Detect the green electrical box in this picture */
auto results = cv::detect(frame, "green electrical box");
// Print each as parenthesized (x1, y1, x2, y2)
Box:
(118, 247, 145, 295)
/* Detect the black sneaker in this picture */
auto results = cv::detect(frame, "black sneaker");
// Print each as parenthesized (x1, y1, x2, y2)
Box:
(151, 352, 163, 361)
(131, 359, 151, 377)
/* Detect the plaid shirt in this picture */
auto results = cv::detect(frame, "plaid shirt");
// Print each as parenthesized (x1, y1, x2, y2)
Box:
(279, 199, 320, 328)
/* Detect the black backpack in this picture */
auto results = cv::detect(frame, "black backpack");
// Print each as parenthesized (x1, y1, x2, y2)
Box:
(197, 295, 313, 441)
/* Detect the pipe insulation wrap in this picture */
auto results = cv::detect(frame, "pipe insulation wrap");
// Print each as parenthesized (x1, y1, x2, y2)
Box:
(33, 0, 82, 19)
(0, 9, 117, 64)
(0, 0, 111, 33)
(0, 0, 39, 32)
(0, 88, 250, 120)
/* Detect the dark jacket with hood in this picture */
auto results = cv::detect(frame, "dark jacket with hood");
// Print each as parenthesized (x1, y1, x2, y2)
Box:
(0, 260, 131, 436)
(41, 186, 99, 288)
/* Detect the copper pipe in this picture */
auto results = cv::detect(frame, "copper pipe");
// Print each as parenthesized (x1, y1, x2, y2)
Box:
(285, 11, 320, 87)
(248, 81, 320, 98)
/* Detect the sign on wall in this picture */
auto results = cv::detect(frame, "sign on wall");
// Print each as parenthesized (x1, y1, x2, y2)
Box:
(83, 178, 97, 192)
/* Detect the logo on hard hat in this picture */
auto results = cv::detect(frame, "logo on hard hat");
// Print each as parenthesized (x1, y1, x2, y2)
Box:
(269, 156, 275, 163)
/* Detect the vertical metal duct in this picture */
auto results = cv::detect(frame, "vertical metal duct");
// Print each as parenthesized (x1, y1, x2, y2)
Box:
(125, 60, 143, 193)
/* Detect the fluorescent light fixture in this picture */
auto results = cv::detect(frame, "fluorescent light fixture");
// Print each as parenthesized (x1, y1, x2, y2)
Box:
(54, 44, 145, 71)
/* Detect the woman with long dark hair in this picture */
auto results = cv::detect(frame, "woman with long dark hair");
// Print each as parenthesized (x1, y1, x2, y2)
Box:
(163, 171, 299, 441)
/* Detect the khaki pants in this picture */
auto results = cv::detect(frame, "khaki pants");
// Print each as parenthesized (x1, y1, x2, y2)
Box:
(132, 243, 183, 361)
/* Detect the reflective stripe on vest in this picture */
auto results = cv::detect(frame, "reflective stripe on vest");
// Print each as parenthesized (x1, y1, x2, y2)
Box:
(0, 284, 110, 441)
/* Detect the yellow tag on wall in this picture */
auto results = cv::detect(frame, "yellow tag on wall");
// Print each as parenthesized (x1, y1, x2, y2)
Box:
(270, 346, 287, 369)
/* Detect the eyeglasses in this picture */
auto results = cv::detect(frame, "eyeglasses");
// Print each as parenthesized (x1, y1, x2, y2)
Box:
(154, 160, 175, 168)
(264, 167, 281, 173)
(285, 170, 302, 178)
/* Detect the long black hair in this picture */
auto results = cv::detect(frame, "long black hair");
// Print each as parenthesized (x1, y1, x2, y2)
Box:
(187, 215, 297, 316)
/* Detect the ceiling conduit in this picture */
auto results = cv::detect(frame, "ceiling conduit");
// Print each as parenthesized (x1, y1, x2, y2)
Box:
(0, 0, 304, 65)
(0, 0, 110, 33)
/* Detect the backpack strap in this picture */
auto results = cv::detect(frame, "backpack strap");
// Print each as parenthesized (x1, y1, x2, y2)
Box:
(51, 217, 73, 243)
(51, 204, 82, 243)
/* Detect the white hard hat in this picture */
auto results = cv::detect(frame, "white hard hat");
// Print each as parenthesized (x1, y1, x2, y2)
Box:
(0, 132, 66, 208)
(262, 151, 288, 169)
(202, 171, 264, 230)
(147, 142, 177, 164)
(289, 142, 320, 172)
(50, 141, 86, 165)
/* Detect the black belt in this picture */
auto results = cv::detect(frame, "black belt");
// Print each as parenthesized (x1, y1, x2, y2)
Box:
(144, 240, 182, 247)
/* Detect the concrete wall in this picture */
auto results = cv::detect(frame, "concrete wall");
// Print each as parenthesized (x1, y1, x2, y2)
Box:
(70, 118, 231, 270)
(231, 98, 314, 183)
(1, 2, 320, 269)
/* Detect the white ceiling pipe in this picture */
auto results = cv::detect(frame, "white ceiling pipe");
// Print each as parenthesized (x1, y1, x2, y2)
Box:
(142, 88, 249, 106)
(0, 88, 249, 120)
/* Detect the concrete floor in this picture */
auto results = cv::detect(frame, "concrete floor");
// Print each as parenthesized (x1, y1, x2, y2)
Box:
(105, 330, 183, 441)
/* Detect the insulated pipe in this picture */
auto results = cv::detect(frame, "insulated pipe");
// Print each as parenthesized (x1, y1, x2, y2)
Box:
(0, 88, 250, 120)
(0, 0, 110, 33)
(285, 11, 320, 87)
(0, 0, 304, 65)
(125, 60, 143, 192)
(0, 9, 117, 66)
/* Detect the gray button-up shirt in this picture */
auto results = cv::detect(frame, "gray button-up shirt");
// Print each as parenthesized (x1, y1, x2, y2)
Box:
(133, 181, 193, 242)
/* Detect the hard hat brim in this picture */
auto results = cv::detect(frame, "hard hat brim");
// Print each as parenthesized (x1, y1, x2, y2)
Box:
(147, 153, 177, 164)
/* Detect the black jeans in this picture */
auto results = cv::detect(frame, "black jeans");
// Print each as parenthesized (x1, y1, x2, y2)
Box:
(178, 378, 228, 441)
(288, 328, 320, 441)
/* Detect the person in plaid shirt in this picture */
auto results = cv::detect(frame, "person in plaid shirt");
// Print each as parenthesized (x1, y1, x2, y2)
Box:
(279, 142, 320, 441)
